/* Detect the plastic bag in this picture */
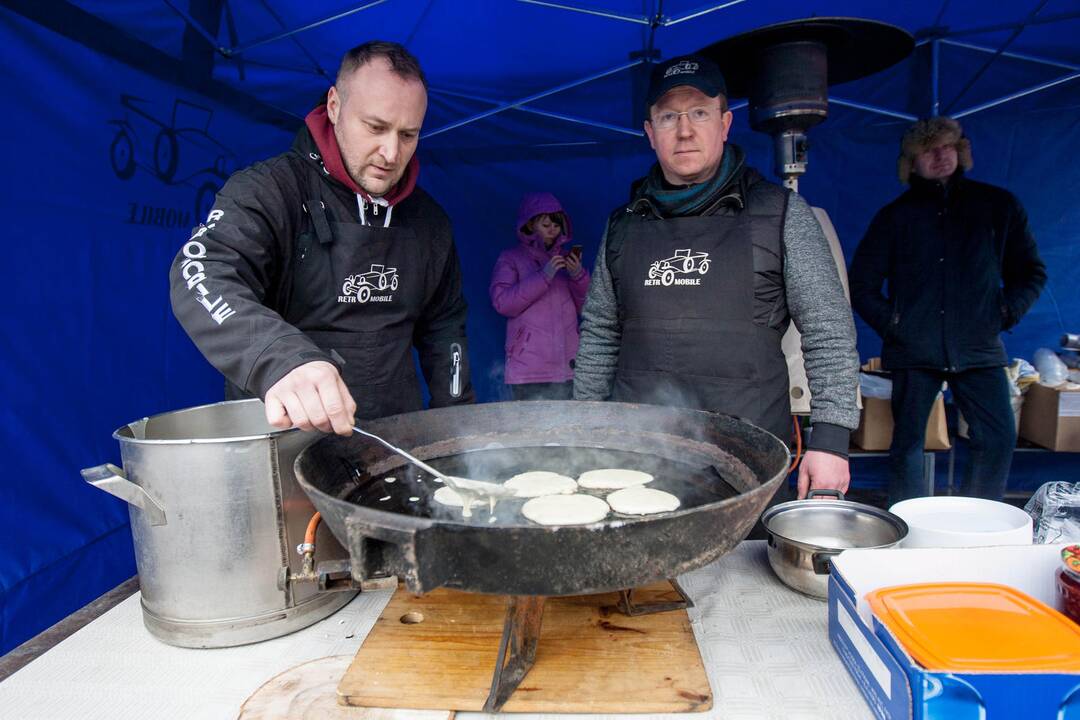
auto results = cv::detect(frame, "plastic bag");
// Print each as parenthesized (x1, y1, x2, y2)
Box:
(1025, 481, 1080, 544)
(860, 372, 892, 399)
(1033, 347, 1069, 387)
(1009, 358, 1038, 394)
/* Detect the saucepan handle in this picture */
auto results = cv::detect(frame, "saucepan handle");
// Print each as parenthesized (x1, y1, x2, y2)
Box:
(81, 463, 167, 527)
(807, 489, 845, 501)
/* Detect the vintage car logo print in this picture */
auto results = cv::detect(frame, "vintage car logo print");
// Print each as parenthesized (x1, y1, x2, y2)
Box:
(339, 264, 399, 303)
(645, 249, 711, 287)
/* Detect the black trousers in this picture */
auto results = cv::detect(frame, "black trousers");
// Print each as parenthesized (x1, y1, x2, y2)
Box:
(889, 366, 1016, 505)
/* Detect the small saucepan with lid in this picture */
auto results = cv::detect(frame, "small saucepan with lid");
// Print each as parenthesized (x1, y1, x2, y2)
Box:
(761, 489, 908, 599)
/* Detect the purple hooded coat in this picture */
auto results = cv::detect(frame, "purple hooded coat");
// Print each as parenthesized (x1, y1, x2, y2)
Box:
(490, 193, 590, 385)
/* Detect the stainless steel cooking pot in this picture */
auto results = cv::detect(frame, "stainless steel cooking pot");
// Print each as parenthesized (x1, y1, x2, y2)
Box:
(82, 399, 355, 648)
(761, 489, 908, 599)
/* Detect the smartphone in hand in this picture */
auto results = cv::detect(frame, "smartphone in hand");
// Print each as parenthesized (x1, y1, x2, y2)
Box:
(569, 244, 583, 261)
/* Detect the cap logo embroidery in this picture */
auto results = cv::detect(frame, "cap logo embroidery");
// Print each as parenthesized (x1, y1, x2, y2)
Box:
(664, 61, 699, 78)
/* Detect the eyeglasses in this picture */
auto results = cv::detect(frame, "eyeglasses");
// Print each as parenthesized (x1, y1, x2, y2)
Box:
(650, 106, 722, 131)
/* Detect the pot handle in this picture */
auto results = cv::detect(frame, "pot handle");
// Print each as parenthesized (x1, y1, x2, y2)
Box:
(81, 463, 167, 527)
(807, 489, 845, 501)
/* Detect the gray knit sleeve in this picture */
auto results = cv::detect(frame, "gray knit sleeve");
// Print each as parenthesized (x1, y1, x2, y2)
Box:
(573, 225, 620, 400)
(783, 193, 861, 430)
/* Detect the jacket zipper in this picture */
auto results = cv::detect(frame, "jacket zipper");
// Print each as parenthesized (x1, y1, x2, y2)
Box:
(450, 343, 462, 398)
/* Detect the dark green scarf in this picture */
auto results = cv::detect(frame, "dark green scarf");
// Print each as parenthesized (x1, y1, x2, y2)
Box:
(637, 144, 745, 217)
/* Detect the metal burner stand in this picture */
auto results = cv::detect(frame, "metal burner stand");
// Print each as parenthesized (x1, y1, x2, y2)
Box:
(483, 579, 693, 713)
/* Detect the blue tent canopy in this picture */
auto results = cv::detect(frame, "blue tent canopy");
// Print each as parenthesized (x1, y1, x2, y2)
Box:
(2, 0, 1078, 653)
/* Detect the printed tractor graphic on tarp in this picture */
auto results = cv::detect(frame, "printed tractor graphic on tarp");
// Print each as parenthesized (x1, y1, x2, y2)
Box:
(108, 94, 238, 219)
(343, 265, 399, 303)
(649, 249, 711, 286)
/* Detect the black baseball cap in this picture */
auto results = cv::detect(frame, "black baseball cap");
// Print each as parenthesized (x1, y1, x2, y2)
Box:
(645, 54, 727, 108)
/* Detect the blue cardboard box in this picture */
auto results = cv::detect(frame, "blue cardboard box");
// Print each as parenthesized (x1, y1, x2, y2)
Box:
(828, 544, 1080, 719)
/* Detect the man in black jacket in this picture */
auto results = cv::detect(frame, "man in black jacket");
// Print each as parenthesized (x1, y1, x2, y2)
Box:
(850, 117, 1046, 503)
(170, 41, 474, 435)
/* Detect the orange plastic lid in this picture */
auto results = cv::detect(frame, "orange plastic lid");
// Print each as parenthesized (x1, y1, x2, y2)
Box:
(867, 582, 1080, 672)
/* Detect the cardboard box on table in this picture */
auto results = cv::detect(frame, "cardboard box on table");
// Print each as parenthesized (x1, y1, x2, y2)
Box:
(1019, 383, 1080, 451)
(828, 544, 1079, 720)
(852, 359, 951, 451)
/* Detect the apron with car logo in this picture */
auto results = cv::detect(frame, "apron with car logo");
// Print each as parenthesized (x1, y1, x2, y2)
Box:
(610, 211, 792, 442)
(226, 172, 433, 420)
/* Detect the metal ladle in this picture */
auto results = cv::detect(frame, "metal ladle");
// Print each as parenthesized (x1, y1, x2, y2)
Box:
(351, 425, 516, 501)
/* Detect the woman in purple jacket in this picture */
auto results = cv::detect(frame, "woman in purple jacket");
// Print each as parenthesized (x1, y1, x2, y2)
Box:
(490, 193, 590, 400)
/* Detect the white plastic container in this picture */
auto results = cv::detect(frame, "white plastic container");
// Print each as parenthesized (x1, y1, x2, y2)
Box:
(888, 496, 1033, 548)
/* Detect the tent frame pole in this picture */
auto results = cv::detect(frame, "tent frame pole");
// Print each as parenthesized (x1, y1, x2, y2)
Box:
(230, 0, 390, 55)
(942, 10, 1080, 38)
(423, 59, 645, 139)
(952, 71, 1080, 118)
(162, 0, 223, 52)
(940, 39, 1080, 73)
(943, 0, 1050, 113)
(427, 0, 756, 140)
(512, 0, 648, 24)
(430, 88, 643, 136)
(931, 39, 941, 116)
(936, 24, 1080, 119)
(829, 98, 917, 122)
(661, 0, 751, 27)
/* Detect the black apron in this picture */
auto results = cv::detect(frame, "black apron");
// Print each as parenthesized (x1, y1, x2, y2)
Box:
(226, 179, 435, 420)
(611, 212, 792, 444)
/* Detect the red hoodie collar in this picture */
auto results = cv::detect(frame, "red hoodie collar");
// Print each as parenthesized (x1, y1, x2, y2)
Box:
(304, 105, 418, 207)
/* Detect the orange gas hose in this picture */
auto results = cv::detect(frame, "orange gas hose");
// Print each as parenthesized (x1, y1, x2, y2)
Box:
(788, 416, 803, 474)
(304, 512, 322, 547)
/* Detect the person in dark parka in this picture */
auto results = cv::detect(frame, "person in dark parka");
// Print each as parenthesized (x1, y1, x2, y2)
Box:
(849, 117, 1046, 504)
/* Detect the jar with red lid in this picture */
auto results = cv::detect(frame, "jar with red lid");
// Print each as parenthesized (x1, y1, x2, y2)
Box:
(1059, 545, 1080, 625)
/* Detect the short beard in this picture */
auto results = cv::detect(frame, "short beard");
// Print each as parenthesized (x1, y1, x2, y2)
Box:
(332, 123, 384, 195)
(356, 169, 397, 197)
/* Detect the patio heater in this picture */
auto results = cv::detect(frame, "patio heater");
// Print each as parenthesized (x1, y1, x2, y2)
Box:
(700, 17, 914, 191)
(700, 18, 915, 413)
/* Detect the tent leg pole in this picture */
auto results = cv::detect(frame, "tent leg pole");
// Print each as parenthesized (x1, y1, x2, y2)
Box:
(932, 39, 941, 117)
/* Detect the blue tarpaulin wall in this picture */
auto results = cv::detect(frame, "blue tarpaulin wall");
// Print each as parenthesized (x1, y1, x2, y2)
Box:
(2, 0, 1078, 653)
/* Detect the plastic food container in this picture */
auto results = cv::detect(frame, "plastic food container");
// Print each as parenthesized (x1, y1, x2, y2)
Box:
(867, 581, 1080, 672)
(888, 496, 1033, 548)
